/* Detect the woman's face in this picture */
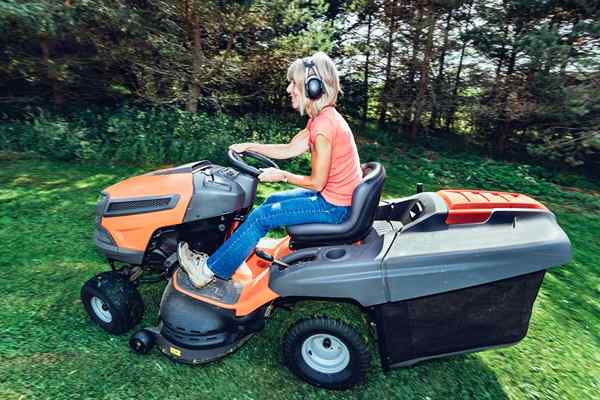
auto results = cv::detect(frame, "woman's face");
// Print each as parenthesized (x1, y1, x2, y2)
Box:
(286, 80, 302, 110)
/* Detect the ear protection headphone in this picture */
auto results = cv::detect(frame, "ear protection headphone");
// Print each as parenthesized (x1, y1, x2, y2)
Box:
(303, 57, 326, 100)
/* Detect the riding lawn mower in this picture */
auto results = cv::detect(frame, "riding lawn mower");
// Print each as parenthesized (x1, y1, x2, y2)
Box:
(81, 150, 571, 389)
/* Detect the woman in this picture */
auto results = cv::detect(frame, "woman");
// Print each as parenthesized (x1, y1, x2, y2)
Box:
(178, 52, 363, 288)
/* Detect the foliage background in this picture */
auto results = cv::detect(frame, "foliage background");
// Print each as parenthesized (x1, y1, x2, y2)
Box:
(0, 0, 599, 174)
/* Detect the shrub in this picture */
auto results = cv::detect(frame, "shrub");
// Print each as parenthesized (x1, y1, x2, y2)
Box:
(0, 106, 304, 166)
(0, 112, 98, 161)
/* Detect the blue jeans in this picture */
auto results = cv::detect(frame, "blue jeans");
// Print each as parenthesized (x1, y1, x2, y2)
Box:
(207, 188, 350, 279)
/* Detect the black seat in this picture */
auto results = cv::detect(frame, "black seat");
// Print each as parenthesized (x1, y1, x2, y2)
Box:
(287, 162, 385, 249)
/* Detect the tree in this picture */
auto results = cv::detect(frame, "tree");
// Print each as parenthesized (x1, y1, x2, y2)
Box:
(467, 0, 599, 155)
(409, 0, 437, 140)
(1, 0, 80, 106)
(121, 0, 266, 112)
(445, 0, 474, 131)
(377, 0, 401, 126)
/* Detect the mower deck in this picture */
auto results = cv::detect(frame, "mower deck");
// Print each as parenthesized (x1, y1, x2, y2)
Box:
(147, 325, 255, 365)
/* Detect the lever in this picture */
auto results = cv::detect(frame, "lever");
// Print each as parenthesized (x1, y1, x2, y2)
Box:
(255, 249, 273, 262)
(255, 248, 291, 271)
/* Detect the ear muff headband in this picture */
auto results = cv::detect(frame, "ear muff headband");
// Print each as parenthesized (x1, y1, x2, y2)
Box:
(303, 57, 326, 100)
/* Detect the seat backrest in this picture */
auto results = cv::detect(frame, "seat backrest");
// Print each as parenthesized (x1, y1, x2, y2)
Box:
(341, 162, 386, 239)
(287, 162, 386, 248)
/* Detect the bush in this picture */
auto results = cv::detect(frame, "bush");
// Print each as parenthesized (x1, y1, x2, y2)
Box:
(0, 113, 96, 161)
(0, 106, 305, 166)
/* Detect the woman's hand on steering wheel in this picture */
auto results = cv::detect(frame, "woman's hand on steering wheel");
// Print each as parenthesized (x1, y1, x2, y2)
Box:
(227, 148, 279, 177)
(229, 143, 254, 153)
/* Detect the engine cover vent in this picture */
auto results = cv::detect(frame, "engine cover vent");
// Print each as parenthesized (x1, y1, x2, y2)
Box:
(104, 195, 179, 217)
(108, 198, 169, 211)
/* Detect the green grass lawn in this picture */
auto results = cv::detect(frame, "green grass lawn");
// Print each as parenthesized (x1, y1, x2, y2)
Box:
(0, 149, 599, 400)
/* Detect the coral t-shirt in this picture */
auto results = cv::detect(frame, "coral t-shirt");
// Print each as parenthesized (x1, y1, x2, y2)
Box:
(306, 107, 362, 206)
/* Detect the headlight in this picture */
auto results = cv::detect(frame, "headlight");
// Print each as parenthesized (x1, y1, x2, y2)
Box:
(96, 226, 116, 245)
(95, 192, 109, 225)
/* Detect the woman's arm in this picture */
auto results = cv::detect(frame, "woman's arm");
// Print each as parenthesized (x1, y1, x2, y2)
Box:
(230, 129, 309, 160)
(259, 133, 332, 192)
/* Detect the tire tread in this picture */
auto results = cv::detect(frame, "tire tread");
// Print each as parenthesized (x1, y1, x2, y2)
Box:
(81, 271, 144, 334)
(282, 316, 371, 390)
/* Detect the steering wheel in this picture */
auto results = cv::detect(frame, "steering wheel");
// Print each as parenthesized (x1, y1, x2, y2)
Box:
(227, 149, 279, 177)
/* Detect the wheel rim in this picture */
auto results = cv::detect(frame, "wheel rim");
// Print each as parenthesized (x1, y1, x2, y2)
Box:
(90, 296, 113, 323)
(301, 333, 350, 374)
(132, 339, 144, 351)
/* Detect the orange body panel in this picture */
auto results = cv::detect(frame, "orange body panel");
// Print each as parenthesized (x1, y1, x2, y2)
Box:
(438, 189, 548, 224)
(102, 173, 193, 251)
(173, 236, 292, 316)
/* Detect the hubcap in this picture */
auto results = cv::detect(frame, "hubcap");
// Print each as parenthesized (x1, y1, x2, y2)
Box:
(90, 296, 113, 323)
(301, 334, 350, 374)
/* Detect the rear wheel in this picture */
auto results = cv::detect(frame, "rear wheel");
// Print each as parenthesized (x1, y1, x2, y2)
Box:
(81, 271, 144, 334)
(283, 317, 371, 390)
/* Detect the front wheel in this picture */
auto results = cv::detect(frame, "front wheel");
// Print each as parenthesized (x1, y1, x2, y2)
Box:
(81, 271, 144, 334)
(129, 329, 156, 354)
(282, 317, 371, 390)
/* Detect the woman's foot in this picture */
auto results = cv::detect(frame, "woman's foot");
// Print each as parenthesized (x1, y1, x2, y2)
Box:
(177, 242, 215, 288)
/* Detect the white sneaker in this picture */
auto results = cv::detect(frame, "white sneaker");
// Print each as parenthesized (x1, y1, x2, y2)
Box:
(177, 242, 215, 288)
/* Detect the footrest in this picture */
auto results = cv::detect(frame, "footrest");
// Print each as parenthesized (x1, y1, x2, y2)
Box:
(174, 269, 242, 305)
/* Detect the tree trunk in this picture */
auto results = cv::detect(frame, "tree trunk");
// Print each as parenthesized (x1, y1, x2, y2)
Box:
(429, 8, 453, 130)
(38, 0, 73, 107)
(496, 37, 519, 154)
(362, 11, 373, 125)
(378, 9, 396, 127)
(489, 1, 511, 104)
(402, 5, 423, 126)
(187, 83, 201, 112)
(445, 38, 466, 131)
(446, 1, 473, 130)
(40, 35, 64, 107)
(186, 13, 203, 113)
(410, 2, 436, 141)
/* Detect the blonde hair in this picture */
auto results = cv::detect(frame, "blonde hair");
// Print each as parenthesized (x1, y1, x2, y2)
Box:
(286, 52, 341, 117)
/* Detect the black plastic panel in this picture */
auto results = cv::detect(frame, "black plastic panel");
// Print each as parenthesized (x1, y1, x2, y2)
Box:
(373, 271, 545, 369)
(104, 194, 179, 217)
(184, 167, 245, 221)
(108, 197, 170, 212)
